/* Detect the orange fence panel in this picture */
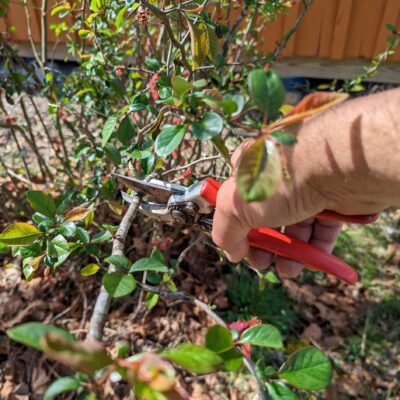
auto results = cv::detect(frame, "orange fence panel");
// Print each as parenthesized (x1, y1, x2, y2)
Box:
(1, 0, 399, 61)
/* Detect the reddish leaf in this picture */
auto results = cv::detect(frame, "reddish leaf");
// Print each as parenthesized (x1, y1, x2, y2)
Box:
(41, 333, 114, 375)
(184, 2, 205, 14)
(269, 92, 349, 130)
(64, 207, 92, 222)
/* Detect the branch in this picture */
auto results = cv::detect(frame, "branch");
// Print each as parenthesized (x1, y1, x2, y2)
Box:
(270, 0, 314, 62)
(41, 0, 48, 65)
(222, 4, 249, 57)
(141, 0, 192, 75)
(23, 0, 43, 68)
(139, 283, 267, 400)
(87, 197, 141, 341)
(160, 155, 220, 177)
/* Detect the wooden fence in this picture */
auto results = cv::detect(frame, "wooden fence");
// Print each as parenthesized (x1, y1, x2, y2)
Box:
(1, 0, 400, 62)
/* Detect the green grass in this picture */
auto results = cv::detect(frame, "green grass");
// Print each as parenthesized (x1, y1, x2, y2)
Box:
(222, 265, 301, 334)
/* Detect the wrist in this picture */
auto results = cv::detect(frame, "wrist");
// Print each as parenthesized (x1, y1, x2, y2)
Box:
(288, 89, 400, 214)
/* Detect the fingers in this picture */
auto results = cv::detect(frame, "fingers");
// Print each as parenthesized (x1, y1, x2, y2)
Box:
(247, 248, 274, 269)
(275, 218, 314, 278)
(310, 219, 343, 253)
(212, 178, 250, 263)
(276, 218, 343, 279)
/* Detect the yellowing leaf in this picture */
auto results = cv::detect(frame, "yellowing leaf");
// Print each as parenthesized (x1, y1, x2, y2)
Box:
(64, 207, 91, 222)
(270, 92, 349, 130)
(279, 104, 294, 115)
(184, 2, 205, 14)
(28, 254, 46, 271)
(106, 200, 124, 216)
(186, 19, 209, 69)
(85, 209, 95, 227)
(0, 223, 42, 246)
(80, 263, 100, 276)
(236, 139, 282, 202)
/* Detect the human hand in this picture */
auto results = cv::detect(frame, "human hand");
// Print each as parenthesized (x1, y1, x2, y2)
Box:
(212, 139, 343, 279)
(212, 88, 400, 279)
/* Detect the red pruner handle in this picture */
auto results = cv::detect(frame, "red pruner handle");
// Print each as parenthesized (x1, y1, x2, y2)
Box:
(316, 210, 379, 224)
(247, 228, 358, 284)
(199, 178, 377, 284)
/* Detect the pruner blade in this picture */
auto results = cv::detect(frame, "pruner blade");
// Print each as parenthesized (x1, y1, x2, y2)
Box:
(113, 173, 185, 204)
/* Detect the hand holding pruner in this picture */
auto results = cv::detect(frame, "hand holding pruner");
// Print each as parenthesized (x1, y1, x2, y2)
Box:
(114, 173, 378, 285)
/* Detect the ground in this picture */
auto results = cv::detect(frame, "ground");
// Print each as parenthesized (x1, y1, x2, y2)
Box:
(1, 209, 400, 399)
(1, 83, 400, 399)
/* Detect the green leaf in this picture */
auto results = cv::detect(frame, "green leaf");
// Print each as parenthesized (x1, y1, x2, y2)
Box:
(219, 348, 243, 371)
(193, 79, 207, 88)
(236, 138, 282, 202)
(104, 144, 122, 166)
(101, 115, 118, 147)
(115, 5, 127, 29)
(205, 325, 234, 354)
(27, 191, 56, 217)
(145, 291, 159, 310)
(265, 69, 286, 116)
(50, 235, 71, 267)
(266, 381, 299, 400)
(278, 347, 333, 390)
(163, 344, 223, 374)
(171, 76, 193, 97)
(130, 257, 169, 273)
(192, 112, 223, 140)
(206, 24, 219, 62)
(76, 227, 90, 243)
(155, 124, 187, 157)
(6, 322, 76, 351)
(221, 99, 238, 116)
(51, 235, 69, 256)
(145, 58, 161, 72)
(116, 115, 135, 144)
(91, 230, 112, 243)
(248, 69, 270, 116)
(0, 223, 42, 246)
(42, 333, 114, 375)
(44, 377, 80, 400)
(131, 149, 152, 159)
(271, 131, 297, 145)
(103, 273, 136, 298)
(32, 212, 54, 225)
(265, 271, 279, 283)
(59, 221, 76, 237)
(240, 324, 283, 349)
(78, 29, 92, 39)
(80, 263, 100, 276)
(104, 255, 132, 271)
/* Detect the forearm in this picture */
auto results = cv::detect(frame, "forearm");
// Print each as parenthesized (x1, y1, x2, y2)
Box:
(289, 88, 400, 214)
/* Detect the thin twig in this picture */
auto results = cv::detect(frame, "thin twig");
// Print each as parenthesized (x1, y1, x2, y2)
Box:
(270, 0, 314, 62)
(161, 155, 220, 177)
(5, 168, 33, 186)
(87, 197, 141, 341)
(141, 0, 192, 74)
(41, 0, 48, 65)
(222, 4, 249, 57)
(23, 0, 43, 68)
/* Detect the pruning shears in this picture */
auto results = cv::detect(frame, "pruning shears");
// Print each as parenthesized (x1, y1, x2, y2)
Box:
(114, 174, 379, 285)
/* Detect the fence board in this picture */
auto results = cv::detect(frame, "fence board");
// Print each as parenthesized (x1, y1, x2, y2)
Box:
(1, 0, 400, 63)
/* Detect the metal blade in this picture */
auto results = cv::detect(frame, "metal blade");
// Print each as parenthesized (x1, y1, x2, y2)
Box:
(113, 173, 185, 203)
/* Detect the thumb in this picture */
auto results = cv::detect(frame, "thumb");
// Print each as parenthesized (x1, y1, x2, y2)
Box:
(212, 178, 250, 263)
